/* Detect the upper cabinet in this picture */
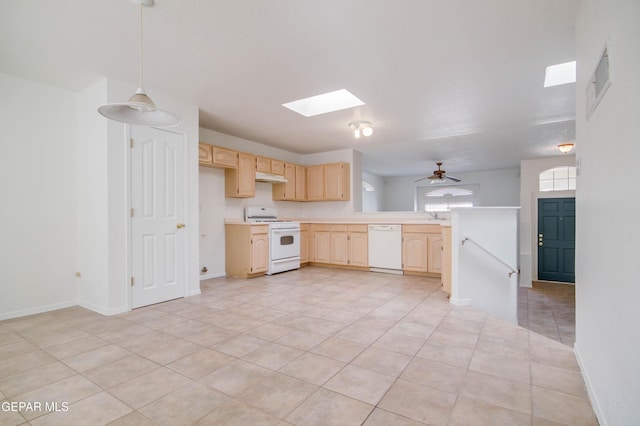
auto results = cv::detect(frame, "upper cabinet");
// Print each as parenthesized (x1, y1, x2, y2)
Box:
(324, 162, 350, 201)
(199, 143, 237, 169)
(306, 165, 324, 201)
(200, 142, 350, 202)
(225, 152, 256, 198)
(272, 162, 296, 201)
(199, 143, 213, 165)
(256, 156, 285, 176)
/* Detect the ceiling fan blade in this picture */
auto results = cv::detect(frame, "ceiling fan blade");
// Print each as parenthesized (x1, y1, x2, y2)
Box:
(445, 175, 462, 182)
(414, 176, 430, 182)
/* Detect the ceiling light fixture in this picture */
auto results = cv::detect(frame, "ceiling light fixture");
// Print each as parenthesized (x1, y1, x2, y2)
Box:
(349, 121, 373, 139)
(98, 0, 180, 127)
(558, 143, 575, 154)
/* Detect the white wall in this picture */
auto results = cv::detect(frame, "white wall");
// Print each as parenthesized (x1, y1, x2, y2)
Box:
(0, 73, 200, 320)
(574, 1, 640, 424)
(378, 168, 521, 212)
(450, 207, 520, 324)
(519, 156, 576, 286)
(362, 171, 385, 212)
(0, 73, 78, 319)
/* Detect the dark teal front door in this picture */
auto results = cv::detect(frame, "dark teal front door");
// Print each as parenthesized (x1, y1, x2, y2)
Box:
(538, 198, 575, 283)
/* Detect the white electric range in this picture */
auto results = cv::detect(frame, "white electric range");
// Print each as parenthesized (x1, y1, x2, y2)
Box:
(244, 207, 301, 275)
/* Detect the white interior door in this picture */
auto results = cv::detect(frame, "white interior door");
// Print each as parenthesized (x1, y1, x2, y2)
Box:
(131, 127, 186, 308)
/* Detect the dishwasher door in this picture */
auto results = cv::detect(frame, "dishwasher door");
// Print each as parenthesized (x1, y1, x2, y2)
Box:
(368, 224, 403, 273)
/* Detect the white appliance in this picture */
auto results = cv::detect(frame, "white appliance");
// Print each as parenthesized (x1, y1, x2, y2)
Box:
(244, 207, 300, 275)
(368, 224, 403, 274)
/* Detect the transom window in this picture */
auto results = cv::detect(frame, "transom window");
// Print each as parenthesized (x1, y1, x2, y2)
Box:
(418, 185, 475, 212)
(539, 166, 577, 192)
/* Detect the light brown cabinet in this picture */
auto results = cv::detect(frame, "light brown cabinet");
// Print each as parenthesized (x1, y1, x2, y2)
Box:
(310, 223, 368, 267)
(225, 224, 269, 278)
(402, 224, 441, 274)
(427, 233, 443, 274)
(441, 225, 452, 296)
(272, 162, 296, 201)
(306, 165, 324, 201)
(199, 143, 213, 166)
(300, 224, 310, 264)
(324, 162, 350, 201)
(225, 152, 256, 198)
(330, 225, 349, 265)
(295, 165, 307, 201)
(199, 143, 238, 168)
(256, 156, 285, 176)
(311, 224, 331, 263)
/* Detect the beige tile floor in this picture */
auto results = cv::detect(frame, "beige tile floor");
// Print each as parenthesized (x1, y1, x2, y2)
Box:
(518, 281, 576, 346)
(0, 267, 596, 425)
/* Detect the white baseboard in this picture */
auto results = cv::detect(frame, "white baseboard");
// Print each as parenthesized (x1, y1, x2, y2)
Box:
(77, 301, 128, 316)
(0, 300, 78, 321)
(187, 288, 202, 297)
(450, 298, 472, 306)
(574, 342, 606, 426)
(200, 271, 225, 281)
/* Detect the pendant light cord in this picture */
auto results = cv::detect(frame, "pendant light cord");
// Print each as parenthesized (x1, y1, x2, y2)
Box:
(138, 2, 144, 90)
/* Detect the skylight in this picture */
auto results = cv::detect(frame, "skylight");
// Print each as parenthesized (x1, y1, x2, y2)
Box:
(544, 61, 576, 87)
(282, 89, 365, 117)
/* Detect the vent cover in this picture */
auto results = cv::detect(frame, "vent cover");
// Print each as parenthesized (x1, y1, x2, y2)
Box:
(586, 44, 612, 120)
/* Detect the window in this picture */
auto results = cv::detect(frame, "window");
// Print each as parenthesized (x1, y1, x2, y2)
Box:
(417, 185, 475, 212)
(539, 167, 577, 192)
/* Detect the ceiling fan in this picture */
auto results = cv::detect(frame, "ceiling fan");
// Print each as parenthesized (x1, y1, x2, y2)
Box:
(415, 162, 462, 183)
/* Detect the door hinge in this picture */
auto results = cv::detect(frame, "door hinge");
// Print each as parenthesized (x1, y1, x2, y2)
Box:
(130, 208, 134, 217)
(130, 276, 135, 287)
(130, 138, 134, 148)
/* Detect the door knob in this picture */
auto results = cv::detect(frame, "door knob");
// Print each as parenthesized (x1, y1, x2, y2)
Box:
(177, 223, 186, 229)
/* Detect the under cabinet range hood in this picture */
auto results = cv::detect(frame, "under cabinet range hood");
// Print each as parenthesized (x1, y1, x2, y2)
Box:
(255, 171, 288, 183)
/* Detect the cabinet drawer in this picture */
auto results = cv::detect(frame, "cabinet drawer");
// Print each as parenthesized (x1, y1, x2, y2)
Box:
(271, 160, 285, 175)
(250, 225, 269, 235)
(403, 224, 440, 234)
(311, 223, 331, 232)
(349, 224, 368, 233)
(330, 224, 349, 232)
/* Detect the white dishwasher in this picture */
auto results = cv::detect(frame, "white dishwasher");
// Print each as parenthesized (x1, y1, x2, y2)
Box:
(368, 224, 403, 274)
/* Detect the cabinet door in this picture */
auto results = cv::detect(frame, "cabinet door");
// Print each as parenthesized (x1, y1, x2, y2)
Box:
(441, 227, 452, 296)
(256, 156, 271, 173)
(295, 165, 307, 201)
(251, 233, 269, 273)
(427, 233, 443, 273)
(324, 162, 350, 201)
(225, 152, 256, 198)
(212, 146, 238, 168)
(331, 231, 349, 265)
(402, 233, 428, 272)
(306, 165, 324, 201)
(300, 230, 310, 263)
(313, 231, 331, 263)
(349, 232, 368, 267)
(271, 159, 285, 176)
(272, 162, 296, 200)
(237, 152, 256, 197)
(198, 143, 213, 166)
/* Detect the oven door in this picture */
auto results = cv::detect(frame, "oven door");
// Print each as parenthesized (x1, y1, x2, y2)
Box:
(270, 228, 300, 260)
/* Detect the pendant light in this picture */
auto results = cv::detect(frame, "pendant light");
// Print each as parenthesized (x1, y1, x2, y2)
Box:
(98, 0, 180, 127)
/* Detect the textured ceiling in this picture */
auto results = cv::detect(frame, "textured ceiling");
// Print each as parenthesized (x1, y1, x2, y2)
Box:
(0, 0, 579, 176)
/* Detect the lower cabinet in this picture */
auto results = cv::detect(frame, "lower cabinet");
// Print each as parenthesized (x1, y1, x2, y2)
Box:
(300, 224, 310, 264)
(441, 225, 452, 296)
(311, 224, 368, 267)
(225, 224, 269, 278)
(402, 224, 442, 274)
